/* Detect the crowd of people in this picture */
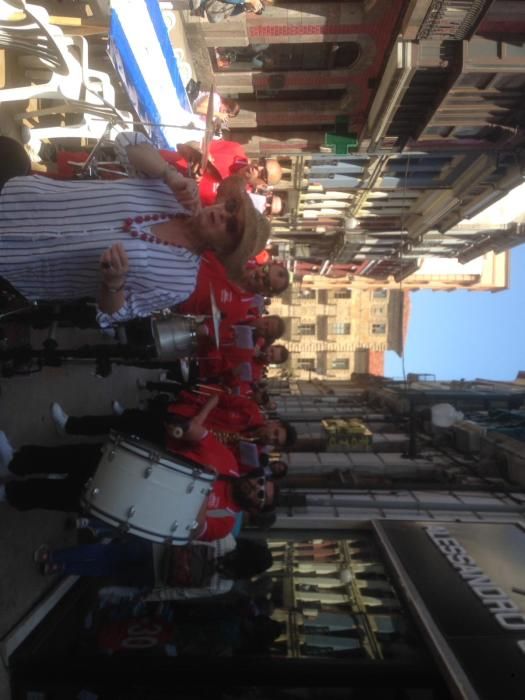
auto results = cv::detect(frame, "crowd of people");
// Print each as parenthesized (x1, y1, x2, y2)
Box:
(0, 124, 295, 653)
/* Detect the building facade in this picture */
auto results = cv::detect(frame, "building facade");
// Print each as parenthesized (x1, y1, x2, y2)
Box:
(268, 286, 408, 380)
(186, 0, 525, 283)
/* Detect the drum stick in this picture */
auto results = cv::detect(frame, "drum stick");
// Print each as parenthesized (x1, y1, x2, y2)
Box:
(183, 386, 222, 398)
(145, 378, 226, 398)
(194, 383, 228, 394)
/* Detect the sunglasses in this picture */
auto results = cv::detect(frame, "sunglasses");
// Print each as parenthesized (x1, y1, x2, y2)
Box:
(253, 476, 267, 505)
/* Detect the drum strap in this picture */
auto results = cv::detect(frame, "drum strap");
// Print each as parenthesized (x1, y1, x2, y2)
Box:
(215, 469, 264, 482)
(207, 508, 235, 518)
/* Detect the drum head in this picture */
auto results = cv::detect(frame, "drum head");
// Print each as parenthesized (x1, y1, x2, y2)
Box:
(107, 432, 157, 461)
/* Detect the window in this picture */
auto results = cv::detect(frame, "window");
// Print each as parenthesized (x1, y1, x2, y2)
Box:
(373, 289, 388, 298)
(317, 290, 328, 305)
(299, 323, 316, 335)
(298, 358, 316, 371)
(332, 359, 349, 370)
(457, 72, 495, 89)
(335, 290, 352, 299)
(256, 42, 360, 72)
(372, 307, 384, 315)
(333, 323, 351, 335)
(372, 324, 386, 335)
(300, 290, 316, 300)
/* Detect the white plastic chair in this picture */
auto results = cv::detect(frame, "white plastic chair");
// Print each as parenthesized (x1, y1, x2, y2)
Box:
(1, 1, 123, 145)
(0, 1, 84, 104)
(19, 89, 133, 144)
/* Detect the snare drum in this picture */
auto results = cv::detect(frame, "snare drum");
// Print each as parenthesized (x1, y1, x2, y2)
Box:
(123, 313, 198, 361)
(150, 313, 198, 360)
(81, 433, 215, 544)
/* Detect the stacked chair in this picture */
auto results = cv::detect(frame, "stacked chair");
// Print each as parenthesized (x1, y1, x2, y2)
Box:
(0, 0, 130, 148)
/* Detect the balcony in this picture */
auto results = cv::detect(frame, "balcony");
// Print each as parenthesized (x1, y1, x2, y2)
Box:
(418, 0, 493, 41)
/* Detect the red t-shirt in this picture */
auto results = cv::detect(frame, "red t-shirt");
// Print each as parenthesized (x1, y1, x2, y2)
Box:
(160, 140, 249, 206)
(178, 252, 260, 324)
(166, 433, 240, 542)
(196, 347, 268, 389)
(168, 391, 265, 433)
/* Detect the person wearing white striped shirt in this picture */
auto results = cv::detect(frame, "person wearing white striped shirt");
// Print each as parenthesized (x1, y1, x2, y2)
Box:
(0, 142, 270, 328)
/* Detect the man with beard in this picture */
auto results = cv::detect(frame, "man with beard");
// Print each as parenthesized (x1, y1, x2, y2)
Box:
(198, 342, 289, 389)
(177, 250, 289, 322)
(0, 431, 277, 542)
(49, 393, 296, 456)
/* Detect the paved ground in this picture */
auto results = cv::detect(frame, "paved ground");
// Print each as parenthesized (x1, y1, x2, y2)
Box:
(0, 322, 163, 696)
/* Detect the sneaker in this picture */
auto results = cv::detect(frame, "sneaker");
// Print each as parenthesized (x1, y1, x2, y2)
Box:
(0, 431, 13, 475)
(50, 402, 68, 435)
(112, 400, 125, 416)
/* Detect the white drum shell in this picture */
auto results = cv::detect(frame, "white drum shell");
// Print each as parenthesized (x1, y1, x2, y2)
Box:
(82, 435, 215, 544)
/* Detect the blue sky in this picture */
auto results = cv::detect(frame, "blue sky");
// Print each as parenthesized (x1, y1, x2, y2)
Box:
(385, 243, 525, 381)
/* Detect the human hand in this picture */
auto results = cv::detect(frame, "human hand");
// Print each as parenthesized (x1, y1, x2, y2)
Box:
(163, 167, 201, 214)
(183, 418, 208, 443)
(176, 143, 204, 179)
(205, 394, 220, 411)
(245, 0, 263, 11)
(100, 243, 129, 288)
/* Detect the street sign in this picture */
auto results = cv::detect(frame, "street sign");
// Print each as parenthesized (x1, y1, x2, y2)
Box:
(376, 521, 525, 700)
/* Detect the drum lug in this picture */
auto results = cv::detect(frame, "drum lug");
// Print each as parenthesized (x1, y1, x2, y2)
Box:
(187, 520, 199, 531)
(127, 506, 136, 519)
(201, 486, 212, 495)
(91, 487, 100, 498)
(186, 480, 195, 494)
(119, 523, 130, 535)
(144, 466, 153, 479)
(170, 520, 179, 532)
(107, 433, 122, 461)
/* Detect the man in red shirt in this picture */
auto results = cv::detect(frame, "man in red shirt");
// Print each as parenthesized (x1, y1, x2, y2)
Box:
(50, 393, 295, 455)
(167, 390, 266, 434)
(197, 342, 289, 387)
(114, 133, 282, 207)
(2, 431, 276, 542)
(177, 251, 289, 321)
(177, 251, 262, 324)
(166, 431, 275, 541)
(168, 141, 283, 205)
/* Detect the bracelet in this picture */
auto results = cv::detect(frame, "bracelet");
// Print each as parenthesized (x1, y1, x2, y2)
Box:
(103, 280, 126, 294)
